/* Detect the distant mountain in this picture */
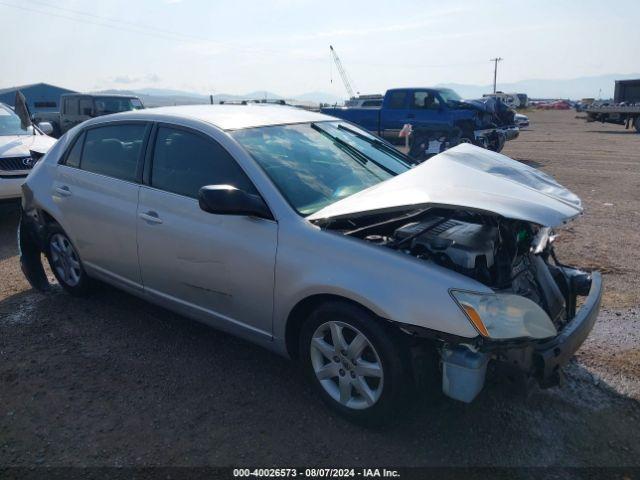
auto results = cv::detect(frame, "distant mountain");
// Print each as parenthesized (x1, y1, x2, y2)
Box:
(92, 88, 342, 107)
(243, 91, 283, 100)
(136, 87, 206, 98)
(294, 91, 344, 105)
(437, 73, 640, 100)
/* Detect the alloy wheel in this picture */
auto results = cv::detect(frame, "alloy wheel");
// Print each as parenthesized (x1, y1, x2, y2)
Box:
(49, 233, 82, 287)
(309, 321, 384, 410)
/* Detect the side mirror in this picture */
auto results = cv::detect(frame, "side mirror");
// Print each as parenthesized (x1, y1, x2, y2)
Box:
(37, 122, 54, 135)
(198, 185, 273, 219)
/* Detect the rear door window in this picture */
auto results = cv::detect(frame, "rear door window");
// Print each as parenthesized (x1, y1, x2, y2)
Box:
(150, 126, 257, 198)
(80, 124, 148, 182)
(64, 132, 84, 168)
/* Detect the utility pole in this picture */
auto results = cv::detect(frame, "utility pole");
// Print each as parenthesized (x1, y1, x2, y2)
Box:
(490, 57, 503, 94)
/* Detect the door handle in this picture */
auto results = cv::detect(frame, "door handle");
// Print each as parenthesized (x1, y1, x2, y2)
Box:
(139, 211, 163, 224)
(54, 185, 72, 197)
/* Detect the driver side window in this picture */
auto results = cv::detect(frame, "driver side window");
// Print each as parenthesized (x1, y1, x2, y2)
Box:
(412, 91, 440, 110)
(151, 127, 258, 199)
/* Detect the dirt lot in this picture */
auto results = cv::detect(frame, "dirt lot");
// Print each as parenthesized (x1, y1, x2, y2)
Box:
(1, 110, 639, 469)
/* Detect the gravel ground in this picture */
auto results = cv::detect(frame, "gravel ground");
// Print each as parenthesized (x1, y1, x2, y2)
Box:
(0, 110, 639, 468)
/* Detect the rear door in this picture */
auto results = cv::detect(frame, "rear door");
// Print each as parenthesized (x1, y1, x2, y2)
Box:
(53, 121, 151, 290)
(137, 124, 277, 338)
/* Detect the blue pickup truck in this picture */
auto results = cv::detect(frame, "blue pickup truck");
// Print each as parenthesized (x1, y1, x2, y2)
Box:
(321, 87, 518, 154)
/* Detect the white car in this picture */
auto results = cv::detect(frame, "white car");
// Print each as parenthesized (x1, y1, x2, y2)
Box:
(0, 103, 56, 201)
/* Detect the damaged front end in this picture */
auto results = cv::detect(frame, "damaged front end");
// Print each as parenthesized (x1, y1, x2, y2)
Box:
(18, 185, 52, 291)
(457, 97, 518, 151)
(320, 205, 602, 402)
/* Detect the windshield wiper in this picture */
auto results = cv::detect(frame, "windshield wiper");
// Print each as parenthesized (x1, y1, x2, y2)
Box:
(336, 124, 415, 166)
(311, 123, 396, 176)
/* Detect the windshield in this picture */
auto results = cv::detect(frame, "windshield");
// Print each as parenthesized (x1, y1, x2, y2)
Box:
(0, 106, 31, 136)
(437, 88, 462, 103)
(93, 97, 143, 115)
(232, 121, 412, 215)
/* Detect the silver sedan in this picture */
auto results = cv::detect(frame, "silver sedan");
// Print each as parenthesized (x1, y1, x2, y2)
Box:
(19, 105, 601, 423)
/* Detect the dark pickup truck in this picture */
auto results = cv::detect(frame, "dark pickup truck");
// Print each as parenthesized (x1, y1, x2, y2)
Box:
(33, 93, 144, 137)
(321, 87, 518, 153)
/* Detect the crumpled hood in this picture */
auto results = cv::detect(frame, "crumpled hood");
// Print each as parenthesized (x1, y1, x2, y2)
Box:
(0, 135, 56, 158)
(458, 98, 496, 114)
(308, 143, 582, 227)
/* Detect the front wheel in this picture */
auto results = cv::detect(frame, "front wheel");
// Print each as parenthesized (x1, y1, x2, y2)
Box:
(299, 301, 410, 423)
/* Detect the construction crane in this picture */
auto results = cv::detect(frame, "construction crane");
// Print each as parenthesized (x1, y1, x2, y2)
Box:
(330, 45, 356, 98)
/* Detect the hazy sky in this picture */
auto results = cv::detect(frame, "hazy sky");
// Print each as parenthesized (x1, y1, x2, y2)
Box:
(1, 0, 639, 97)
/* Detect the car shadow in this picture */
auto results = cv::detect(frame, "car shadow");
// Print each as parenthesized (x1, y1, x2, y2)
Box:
(585, 130, 638, 135)
(1, 283, 639, 467)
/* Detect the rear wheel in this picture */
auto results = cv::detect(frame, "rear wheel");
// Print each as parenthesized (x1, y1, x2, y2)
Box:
(45, 225, 92, 296)
(299, 301, 410, 423)
(635, 117, 640, 133)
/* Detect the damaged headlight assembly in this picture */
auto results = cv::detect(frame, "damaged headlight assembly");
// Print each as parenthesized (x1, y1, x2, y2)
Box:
(441, 290, 558, 403)
(450, 290, 557, 340)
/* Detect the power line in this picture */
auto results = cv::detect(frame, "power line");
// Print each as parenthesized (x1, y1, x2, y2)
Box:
(0, 0, 296, 59)
(27, 0, 211, 42)
(0, 1, 194, 42)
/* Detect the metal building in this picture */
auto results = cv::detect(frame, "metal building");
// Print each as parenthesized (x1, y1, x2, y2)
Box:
(0, 83, 77, 113)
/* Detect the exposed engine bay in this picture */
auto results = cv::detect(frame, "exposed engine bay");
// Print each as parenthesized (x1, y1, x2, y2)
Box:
(325, 207, 592, 331)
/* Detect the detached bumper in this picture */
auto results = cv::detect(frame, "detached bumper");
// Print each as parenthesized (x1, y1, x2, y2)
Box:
(533, 271, 602, 384)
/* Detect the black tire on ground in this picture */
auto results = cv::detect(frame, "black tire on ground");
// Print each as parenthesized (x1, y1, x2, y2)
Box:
(299, 300, 412, 424)
(635, 117, 640, 133)
(44, 224, 92, 296)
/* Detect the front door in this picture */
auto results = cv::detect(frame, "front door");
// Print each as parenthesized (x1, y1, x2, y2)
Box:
(137, 125, 278, 338)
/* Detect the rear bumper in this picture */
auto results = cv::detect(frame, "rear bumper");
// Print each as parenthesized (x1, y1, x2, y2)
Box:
(533, 271, 602, 383)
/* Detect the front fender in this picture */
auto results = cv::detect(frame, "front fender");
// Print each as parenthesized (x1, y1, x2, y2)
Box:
(273, 222, 487, 343)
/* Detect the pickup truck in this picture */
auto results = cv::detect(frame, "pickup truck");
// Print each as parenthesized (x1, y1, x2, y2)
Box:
(33, 93, 144, 137)
(321, 87, 518, 153)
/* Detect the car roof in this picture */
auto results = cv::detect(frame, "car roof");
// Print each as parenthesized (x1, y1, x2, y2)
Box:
(92, 104, 336, 131)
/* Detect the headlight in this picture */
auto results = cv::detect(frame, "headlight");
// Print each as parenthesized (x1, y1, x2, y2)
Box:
(451, 290, 557, 340)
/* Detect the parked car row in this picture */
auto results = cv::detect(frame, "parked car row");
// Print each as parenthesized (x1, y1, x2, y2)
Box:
(18, 104, 601, 423)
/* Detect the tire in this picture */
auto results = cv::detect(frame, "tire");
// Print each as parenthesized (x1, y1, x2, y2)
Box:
(44, 224, 92, 296)
(635, 117, 640, 133)
(299, 301, 411, 424)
